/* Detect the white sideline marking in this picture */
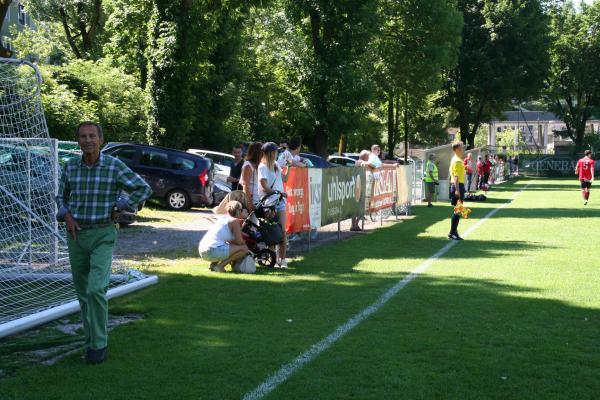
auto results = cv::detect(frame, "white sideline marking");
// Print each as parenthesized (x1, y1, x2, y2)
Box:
(242, 183, 531, 400)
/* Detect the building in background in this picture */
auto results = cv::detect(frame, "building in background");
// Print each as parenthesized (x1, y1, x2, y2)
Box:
(1, 1, 35, 57)
(488, 111, 600, 154)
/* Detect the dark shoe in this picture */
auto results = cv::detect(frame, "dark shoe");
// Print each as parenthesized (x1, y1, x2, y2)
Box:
(86, 347, 107, 365)
(447, 233, 464, 241)
(427, 203, 433, 207)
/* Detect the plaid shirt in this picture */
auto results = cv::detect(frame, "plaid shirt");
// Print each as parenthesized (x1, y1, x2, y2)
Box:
(56, 153, 152, 224)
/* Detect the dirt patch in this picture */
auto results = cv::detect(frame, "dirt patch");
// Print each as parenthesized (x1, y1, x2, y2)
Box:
(0, 314, 144, 376)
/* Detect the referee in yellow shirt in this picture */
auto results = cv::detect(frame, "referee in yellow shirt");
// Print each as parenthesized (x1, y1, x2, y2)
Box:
(449, 141, 466, 240)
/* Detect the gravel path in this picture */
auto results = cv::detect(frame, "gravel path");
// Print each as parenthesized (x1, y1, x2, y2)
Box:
(115, 207, 413, 258)
(115, 209, 215, 257)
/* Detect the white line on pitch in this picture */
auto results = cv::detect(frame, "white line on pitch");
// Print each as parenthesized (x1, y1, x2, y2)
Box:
(242, 182, 532, 400)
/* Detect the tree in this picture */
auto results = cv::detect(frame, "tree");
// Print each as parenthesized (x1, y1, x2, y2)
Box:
(285, 0, 379, 156)
(146, 1, 263, 149)
(544, 0, 600, 153)
(10, 22, 71, 63)
(443, 0, 550, 149)
(145, 0, 203, 148)
(104, 0, 152, 88)
(39, 59, 147, 142)
(0, 0, 13, 57)
(495, 128, 530, 155)
(24, 0, 105, 59)
(375, 0, 462, 159)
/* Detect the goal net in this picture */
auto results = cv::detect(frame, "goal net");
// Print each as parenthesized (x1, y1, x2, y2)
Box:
(0, 58, 157, 339)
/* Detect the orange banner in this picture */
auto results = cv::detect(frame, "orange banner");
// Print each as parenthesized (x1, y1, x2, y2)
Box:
(283, 168, 311, 233)
(367, 165, 396, 212)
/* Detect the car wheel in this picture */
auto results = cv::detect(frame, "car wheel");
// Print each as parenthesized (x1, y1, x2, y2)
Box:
(166, 189, 190, 210)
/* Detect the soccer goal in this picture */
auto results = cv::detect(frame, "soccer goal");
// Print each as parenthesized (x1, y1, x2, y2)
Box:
(0, 58, 158, 339)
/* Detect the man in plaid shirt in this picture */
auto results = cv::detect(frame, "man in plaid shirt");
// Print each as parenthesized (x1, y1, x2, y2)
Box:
(57, 122, 151, 364)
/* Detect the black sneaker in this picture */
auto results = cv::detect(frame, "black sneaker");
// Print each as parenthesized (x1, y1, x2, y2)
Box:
(86, 347, 107, 365)
(427, 204, 433, 207)
(447, 233, 464, 241)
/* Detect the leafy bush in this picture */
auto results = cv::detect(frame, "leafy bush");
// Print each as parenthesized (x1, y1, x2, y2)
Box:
(39, 59, 148, 142)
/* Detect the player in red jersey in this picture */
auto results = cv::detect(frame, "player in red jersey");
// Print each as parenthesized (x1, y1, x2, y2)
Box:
(575, 150, 595, 205)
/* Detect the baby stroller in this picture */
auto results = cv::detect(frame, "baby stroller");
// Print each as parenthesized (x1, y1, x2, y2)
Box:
(242, 191, 285, 268)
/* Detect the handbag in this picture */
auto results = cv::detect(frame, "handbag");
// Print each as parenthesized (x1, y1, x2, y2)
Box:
(258, 221, 284, 245)
(233, 255, 256, 273)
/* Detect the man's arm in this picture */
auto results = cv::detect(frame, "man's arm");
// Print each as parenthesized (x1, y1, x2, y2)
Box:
(56, 163, 81, 238)
(227, 167, 240, 183)
(55, 164, 70, 221)
(291, 158, 307, 168)
(452, 162, 460, 195)
(116, 165, 153, 211)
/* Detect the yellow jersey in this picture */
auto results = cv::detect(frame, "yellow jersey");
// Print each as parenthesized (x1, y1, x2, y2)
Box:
(450, 155, 465, 184)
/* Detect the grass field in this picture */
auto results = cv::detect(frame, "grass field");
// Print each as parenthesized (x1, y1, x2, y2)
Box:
(1, 178, 599, 399)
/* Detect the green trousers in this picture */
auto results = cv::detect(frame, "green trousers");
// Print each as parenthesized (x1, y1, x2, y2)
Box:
(67, 225, 117, 350)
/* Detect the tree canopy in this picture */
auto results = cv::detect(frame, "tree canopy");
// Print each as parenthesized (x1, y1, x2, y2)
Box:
(544, 0, 600, 152)
(443, 0, 550, 149)
(8, 0, 596, 155)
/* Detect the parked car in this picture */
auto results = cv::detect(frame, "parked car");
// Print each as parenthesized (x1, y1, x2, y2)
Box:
(102, 143, 214, 210)
(187, 149, 234, 168)
(187, 149, 235, 205)
(342, 153, 360, 160)
(0, 144, 55, 220)
(300, 152, 332, 168)
(328, 155, 357, 167)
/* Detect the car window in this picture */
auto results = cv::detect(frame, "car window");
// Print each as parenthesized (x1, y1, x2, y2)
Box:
(344, 159, 356, 166)
(330, 158, 342, 165)
(110, 147, 137, 164)
(172, 156, 196, 171)
(304, 154, 328, 168)
(140, 150, 170, 169)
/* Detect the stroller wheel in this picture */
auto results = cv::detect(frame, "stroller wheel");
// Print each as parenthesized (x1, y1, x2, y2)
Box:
(255, 249, 277, 268)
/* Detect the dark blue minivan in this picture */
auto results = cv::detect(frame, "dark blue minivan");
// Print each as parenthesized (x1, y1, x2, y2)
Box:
(102, 143, 214, 210)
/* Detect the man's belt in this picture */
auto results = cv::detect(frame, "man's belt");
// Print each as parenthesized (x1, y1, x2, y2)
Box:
(78, 223, 115, 230)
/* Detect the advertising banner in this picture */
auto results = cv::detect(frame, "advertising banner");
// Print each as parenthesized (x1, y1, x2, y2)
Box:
(283, 167, 311, 233)
(519, 156, 600, 177)
(308, 168, 322, 229)
(367, 166, 396, 212)
(396, 165, 412, 205)
(320, 167, 366, 226)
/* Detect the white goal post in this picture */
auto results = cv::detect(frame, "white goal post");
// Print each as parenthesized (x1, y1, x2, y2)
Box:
(0, 58, 158, 339)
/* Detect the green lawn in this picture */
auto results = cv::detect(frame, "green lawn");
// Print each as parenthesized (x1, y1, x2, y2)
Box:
(1, 178, 599, 399)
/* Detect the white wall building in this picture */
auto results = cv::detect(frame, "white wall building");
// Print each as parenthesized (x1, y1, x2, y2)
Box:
(488, 111, 600, 154)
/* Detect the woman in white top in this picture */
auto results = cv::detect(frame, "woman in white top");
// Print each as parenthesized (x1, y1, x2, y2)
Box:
(240, 142, 263, 211)
(258, 142, 291, 268)
(198, 201, 248, 272)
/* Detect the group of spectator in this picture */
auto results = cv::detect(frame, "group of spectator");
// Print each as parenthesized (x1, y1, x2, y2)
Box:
(200, 141, 393, 271)
(425, 151, 506, 205)
(207, 139, 305, 270)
